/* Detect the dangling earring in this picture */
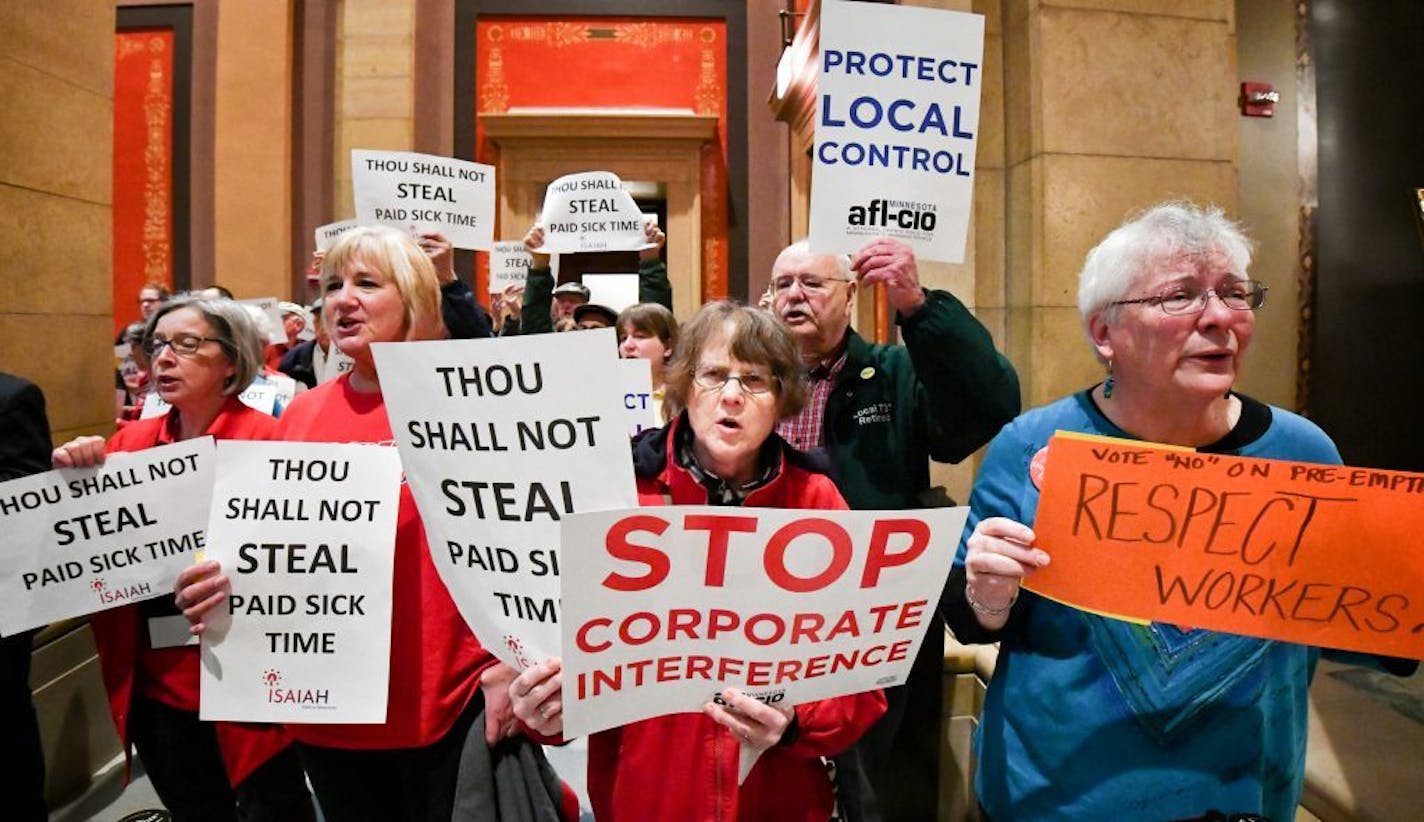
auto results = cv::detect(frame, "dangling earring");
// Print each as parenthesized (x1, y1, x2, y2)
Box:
(1103, 360, 1115, 399)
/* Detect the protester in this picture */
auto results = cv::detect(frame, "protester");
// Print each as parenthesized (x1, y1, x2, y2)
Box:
(768, 237, 1021, 820)
(518, 219, 671, 334)
(491, 283, 524, 336)
(944, 202, 1418, 820)
(116, 320, 152, 421)
(174, 226, 527, 820)
(51, 297, 312, 822)
(263, 301, 308, 370)
(138, 282, 169, 320)
(508, 301, 887, 820)
(616, 302, 679, 423)
(571, 303, 617, 330)
(1, 373, 53, 822)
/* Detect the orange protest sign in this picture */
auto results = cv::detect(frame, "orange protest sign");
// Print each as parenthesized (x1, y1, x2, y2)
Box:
(1027, 432, 1424, 659)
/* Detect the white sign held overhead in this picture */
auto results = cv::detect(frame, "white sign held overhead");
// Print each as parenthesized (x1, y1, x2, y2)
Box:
(489, 241, 533, 298)
(351, 150, 496, 251)
(372, 331, 639, 669)
(537, 172, 649, 254)
(809, 2, 985, 263)
(199, 441, 401, 723)
(314, 219, 360, 253)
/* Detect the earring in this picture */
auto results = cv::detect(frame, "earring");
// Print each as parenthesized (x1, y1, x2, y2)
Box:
(1103, 361, 1115, 399)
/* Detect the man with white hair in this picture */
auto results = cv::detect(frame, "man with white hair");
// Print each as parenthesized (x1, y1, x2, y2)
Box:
(768, 236, 1020, 821)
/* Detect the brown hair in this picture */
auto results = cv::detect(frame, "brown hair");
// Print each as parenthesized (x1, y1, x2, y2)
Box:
(664, 300, 806, 419)
(617, 302, 679, 350)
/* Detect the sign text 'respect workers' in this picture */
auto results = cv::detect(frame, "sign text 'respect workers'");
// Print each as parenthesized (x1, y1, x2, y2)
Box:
(0, 438, 216, 636)
(1029, 433, 1424, 659)
(809, 1, 984, 263)
(373, 330, 639, 669)
(559, 505, 968, 737)
(199, 441, 401, 723)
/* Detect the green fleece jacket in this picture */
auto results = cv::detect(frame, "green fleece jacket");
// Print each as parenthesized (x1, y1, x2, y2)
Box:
(821, 288, 1021, 510)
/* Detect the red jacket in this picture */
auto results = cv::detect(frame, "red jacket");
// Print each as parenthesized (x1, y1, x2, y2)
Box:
(92, 396, 292, 786)
(274, 374, 494, 749)
(588, 419, 887, 821)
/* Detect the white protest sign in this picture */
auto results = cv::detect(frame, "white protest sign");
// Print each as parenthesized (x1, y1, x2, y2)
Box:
(583, 273, 639, 313)
(372, 330, 639, 669)
(0, 438, 216, 636)
(315, 344, 354, 384)
(559, 505, 968, 738)
(809, 2, 984, 263)
(618, 359, 658, 437)
(537, 172, 647, 254)
(199, 441, 400, 723)
(314, 219, 360, 253)
(239, 297, 289, 345)
(352, 150, 496, 250)
(141, 382, 279, 420)
(489, 241, 533, 298)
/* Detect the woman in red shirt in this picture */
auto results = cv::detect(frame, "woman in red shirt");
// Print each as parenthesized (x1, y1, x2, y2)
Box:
(508, 302, 887, 821)
(177, 227, 522, 821)
(53, 297, 310, 822)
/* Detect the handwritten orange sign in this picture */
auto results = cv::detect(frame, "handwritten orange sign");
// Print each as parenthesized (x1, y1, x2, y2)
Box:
(1027, 432, 1424, 660)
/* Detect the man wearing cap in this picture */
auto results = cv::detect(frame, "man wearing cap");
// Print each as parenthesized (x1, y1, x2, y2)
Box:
(517, 220, 671, 334)
(572, 302, 618, 330)
(769, 236, 1020, 822)
(263, 301, 309, 370)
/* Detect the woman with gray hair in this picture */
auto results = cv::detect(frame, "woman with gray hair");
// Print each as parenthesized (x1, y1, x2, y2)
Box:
(51, 296, 312, 821)
(942, 202, 1415, 820)
(505, 301, 886, 821)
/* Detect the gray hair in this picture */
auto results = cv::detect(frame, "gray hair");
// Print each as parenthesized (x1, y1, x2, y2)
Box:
(776, 240, 853, 281)
(144, 296, 265, 395)
(1077, 202, 1253, 326)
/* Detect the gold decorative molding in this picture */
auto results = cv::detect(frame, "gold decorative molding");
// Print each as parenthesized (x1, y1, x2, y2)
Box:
(482, 109, 717, 142)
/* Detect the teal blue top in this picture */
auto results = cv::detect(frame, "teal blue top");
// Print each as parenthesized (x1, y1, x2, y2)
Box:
(956, 391, 1341, 821)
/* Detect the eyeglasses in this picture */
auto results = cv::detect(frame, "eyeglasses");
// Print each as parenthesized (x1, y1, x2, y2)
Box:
(1109, 281, 1268, 315)
(693, 365, 779, 395)
(146, 334, 225, 358)
(770, 274, 852, 296)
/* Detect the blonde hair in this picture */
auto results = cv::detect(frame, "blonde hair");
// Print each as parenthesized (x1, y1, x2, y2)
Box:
(319, 226, 444, 341)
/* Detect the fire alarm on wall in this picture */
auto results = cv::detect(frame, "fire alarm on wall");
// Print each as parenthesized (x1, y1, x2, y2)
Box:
(1240, 82, 1280, 117)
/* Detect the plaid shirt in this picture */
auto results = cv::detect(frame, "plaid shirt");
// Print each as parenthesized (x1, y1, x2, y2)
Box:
(777, 347, 848, 451)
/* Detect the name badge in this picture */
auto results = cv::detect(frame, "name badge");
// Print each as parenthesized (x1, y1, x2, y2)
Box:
(148, 615, 198, 649)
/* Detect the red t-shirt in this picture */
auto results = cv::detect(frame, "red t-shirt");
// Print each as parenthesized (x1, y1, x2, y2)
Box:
(100, 398, 280, 713)
(275, 374, 492, 749)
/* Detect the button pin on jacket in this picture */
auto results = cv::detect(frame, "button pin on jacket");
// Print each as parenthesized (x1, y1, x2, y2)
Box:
(860, 367, 875, 380)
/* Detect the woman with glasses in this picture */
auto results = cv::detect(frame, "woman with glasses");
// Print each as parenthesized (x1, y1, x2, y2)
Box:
(943, 202, 1415, 820)
(175, 227, 537, 821)
(505, 301, 886, 821)
(51, 296, 312, 822)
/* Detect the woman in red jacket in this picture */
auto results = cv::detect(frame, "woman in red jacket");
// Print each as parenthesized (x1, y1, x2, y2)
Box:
(52, 297, 311, 822)
(509, 301, 887, 821)
(176, 227, 524, 821)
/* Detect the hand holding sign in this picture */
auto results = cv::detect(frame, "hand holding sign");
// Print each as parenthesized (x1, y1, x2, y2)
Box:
(536, 172, 650, 254)
(851, 238, 927, 317)
(962, 517, 1048, 630)
(508, 657, 564, 737)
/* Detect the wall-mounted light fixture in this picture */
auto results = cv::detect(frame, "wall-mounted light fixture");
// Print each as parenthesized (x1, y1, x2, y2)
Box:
(776, 4, 807, 101)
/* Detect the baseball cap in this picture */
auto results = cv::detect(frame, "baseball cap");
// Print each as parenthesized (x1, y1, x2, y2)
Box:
(552, 281, 591, 301)
(573, 303, 618, 327)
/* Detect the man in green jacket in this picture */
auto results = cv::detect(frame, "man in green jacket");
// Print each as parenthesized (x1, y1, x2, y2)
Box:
(771, 237, 1021, 821)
